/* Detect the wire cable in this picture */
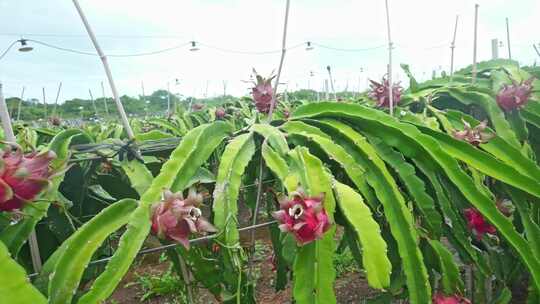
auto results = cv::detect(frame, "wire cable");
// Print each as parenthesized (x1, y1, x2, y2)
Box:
(108, 42, 191, 57)
(26, 39, 191, 58)
(27, 220, 278, 278)
(27, 39, 96, 56)
(311, 42, 386, 52)
(0, 40, 19, 61)
(197, 41, 305, 55)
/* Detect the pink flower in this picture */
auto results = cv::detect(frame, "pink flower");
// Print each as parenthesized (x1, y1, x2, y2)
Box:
(215, 107, 226, 119)
(251, 69, 276, 114)
(368, 77, 402, 108)
(151, 188, 216, 249)
(432, 293, 471, 304)
(272, 188, 331, 245)
(452, 119, 495, 146)
(464, 208, 496, 240)
(0, 146, 56, 212)
(496, 77, 535, 111)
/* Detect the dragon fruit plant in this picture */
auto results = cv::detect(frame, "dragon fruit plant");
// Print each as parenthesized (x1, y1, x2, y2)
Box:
(151, 188, 216, 249)
(368, 77, 403, 108)
(0, 145, 56, 212)
(251, 69, 276, 114)
(496, 77, 535, 111)
(272, 188, 331, 245)
(452, 119, 495, 146)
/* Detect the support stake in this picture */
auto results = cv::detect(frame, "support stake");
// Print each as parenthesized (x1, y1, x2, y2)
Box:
(89, 89, 98, 117)
(100, 81, 109, 116)
(472, 4, 479, 84)
(450, 15, 459, 79)
(506, 18, 512, 60)
(16, 86, 25, 121)
(0, 82, 42, 272)
(384, 0, 394, 115)
(42, 87, 47, 120)
(73, 0, 134, 139)
(267, 0, 290, 122)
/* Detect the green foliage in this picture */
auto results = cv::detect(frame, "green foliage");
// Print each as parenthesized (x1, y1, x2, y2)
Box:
(0, 241, 47, 304)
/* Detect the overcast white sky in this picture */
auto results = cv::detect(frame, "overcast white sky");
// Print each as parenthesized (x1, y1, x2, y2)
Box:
(0, 0, 539, 102)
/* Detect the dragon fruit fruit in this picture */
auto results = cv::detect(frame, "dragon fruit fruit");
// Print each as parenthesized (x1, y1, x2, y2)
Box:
(496, 77, 535, 111)
(452, 119, 495, 146)
(368, 77, 403, 108)
(432, 293, 471, 304)
(464, 208, 496, 240)
(272, 188, 331, 245)
(151, 188, 216, 249)
(0, 146, 56, 211)
(251, 69, 276, 114)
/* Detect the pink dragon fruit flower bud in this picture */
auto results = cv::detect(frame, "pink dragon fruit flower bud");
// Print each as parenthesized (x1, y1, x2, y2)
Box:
(452, 119, 495, 146)
(432, 293, 471, 304)
(496, 77, 535, 111)
(0, 145, 56, 212)
(464, 208, 496, 240)
(215, 107, 226, 119)
(272, 188, 331, 245)
(251, 69, 276, 114)
(151, 188, 217, 249)
(368, 77, 403, 108)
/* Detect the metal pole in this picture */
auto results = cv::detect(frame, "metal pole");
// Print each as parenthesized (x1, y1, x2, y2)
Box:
(491, 39, 499, 59)
(166, 82, 171, 116)
(16, 86, 25, 121)
(385, 0, 394, 115)
(100, 81, 109, 116)
(267, 0, 290, 122)
(0, 83, 15, 142)
(72, 0, 134, 139)
(534, 44, 540, 58)
(222, 80, 227, 97)
(324, 80, 329, 100)
(42, 87, 47, 120)
(505, 18, 512, 60)
(89, 89, 98, 116)
(450, 15, 459, 79)
(472, 4, 479, 84)
(53, 82, 62, 117)
(1, 83, 42, 272)
(326, 66, 338, 101)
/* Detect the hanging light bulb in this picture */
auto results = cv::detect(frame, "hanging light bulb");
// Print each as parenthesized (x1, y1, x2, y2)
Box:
(189, 41, 199, 52)
(305, 41, 314, 51)
(18, 39, 33, 52)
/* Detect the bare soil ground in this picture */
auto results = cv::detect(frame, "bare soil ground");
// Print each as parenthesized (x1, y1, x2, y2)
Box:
(105, 227, 378, 304)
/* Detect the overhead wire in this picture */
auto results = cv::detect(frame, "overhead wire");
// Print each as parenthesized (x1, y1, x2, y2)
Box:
(0, 40, 19, 60)
(28, 220, 278, 278)
(197, 41, 305, 55)
(311, 42, 386, 52)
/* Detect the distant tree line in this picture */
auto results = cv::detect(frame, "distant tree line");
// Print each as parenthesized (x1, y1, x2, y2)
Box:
(5, 88, 364, 121)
